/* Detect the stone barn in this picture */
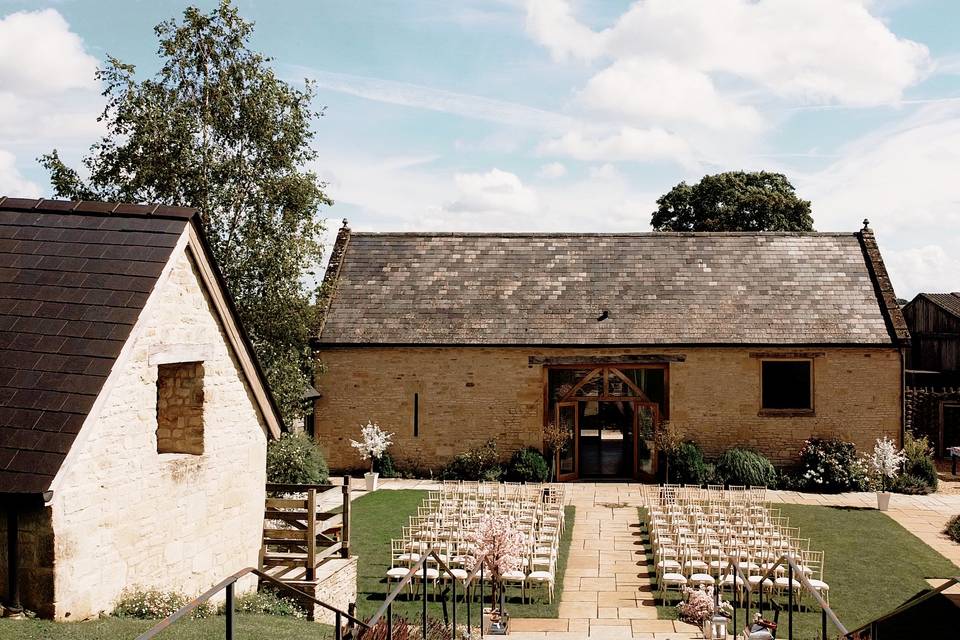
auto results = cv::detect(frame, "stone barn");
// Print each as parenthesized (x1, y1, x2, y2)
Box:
(313, 221, 908, 480)
(0, 198, 282, 619)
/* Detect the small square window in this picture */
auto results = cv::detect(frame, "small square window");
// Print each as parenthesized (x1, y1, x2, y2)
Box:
(761, 360, 812, 412)
(156, 362, 204, 455)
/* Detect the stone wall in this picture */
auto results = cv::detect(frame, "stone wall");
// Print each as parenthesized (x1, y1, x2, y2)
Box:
(307, 557, 357, 625)
(0, 507, 55, 618)
(46, 242, 268, 620)
(314, 346, 902, 469)
(156, 362, 205, 455)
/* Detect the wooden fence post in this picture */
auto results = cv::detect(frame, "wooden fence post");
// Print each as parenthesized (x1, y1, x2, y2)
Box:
(307, 488, 317, 581)
(341, 475, 351, 559)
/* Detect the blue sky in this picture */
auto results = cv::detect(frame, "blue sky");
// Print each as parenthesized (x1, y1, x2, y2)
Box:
(2, 0, 960, 297)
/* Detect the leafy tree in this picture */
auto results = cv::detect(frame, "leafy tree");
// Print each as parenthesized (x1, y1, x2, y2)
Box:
(40, 1, 329, 425)
(651, 171, 813, 232)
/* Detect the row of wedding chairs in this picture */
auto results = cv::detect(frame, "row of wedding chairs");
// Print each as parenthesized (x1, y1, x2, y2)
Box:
(643, 484, 829, 610)
(386, 482, 566, 604)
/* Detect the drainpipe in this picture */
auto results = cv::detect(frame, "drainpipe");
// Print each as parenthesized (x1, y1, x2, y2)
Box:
(5, 507, 21, 615)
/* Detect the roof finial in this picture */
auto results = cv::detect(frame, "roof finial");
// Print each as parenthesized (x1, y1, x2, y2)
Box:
(862, 218, 870, 230)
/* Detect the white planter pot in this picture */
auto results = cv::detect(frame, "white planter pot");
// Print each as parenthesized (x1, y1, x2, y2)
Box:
(877, 491, 891, 511)
(364, 472, 379, 492)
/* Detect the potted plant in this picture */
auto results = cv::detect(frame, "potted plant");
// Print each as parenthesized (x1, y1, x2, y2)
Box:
(542, 421, 572, 482)
(350, 421, 394, 491)
(653, 419, 684, 483)
(868, 436, 905, 511)
(465, 514, 525, 633)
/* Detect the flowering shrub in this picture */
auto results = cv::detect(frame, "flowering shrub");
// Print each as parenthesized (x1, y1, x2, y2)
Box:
(795, 438, 870, 493)
(868, 436, 907, 491)
(675, 586, 732, 626)
(266, 432, 329, 484)
(350, 421, 394, 473)
(225, 589, 305, 618)
(113, 587, 214, 619)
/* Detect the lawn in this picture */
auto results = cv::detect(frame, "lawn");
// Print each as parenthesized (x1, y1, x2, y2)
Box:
(0, 614, 332, 640)
(350, 489, 575, 623)
(643, 504, 959, 639)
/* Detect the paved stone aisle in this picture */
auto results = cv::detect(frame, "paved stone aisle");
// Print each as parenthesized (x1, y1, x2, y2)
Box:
(508, 484, 703, 639)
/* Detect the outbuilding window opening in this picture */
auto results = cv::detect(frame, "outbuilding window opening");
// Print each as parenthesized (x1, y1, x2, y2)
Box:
(156, 361, 205, 455)
(761, 359, 813, 413)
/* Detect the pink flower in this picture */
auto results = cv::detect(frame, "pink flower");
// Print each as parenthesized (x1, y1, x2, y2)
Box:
(464, 515, 527, 582)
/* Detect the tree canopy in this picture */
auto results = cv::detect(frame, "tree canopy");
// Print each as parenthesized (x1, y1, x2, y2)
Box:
(651, 171, 814, 232)
(40, 0, 329, 425)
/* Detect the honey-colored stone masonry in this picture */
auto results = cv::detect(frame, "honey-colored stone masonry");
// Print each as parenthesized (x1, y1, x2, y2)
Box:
(314, 346, 901, 471)
(42, 242, 268, 620)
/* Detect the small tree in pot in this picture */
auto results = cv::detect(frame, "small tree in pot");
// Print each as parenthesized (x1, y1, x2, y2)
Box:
(868, 436, 906, 511)
(350, 421, 394, 491)
(542, 422, 572, 481)
(465, 514, 526, 631)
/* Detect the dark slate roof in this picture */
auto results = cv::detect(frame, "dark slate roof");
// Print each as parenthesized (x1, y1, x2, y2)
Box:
(923, 293, 960, 319)
(0, 198, 195, 495)
(318, 230, 899, 346)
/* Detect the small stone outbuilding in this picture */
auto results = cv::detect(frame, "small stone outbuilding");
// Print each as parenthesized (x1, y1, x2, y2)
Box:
(313, 222, 908, 480)
(0, 198, 283, 619)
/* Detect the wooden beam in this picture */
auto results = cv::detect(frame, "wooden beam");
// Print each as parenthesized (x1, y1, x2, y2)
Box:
(528, 354, 685, 366)
(749, 351, 825, 359)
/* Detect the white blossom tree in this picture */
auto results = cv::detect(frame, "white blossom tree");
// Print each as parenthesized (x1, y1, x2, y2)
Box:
(868, 436, 906, 492)
(350, 421, 394, 474)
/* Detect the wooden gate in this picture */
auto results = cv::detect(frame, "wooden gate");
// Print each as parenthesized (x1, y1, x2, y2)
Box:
(260, 479, 351, 585)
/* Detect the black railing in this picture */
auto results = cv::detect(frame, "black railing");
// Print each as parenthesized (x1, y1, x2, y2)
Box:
(134, 567, 367, 640)
(713, 553, 847, 640)
(363, 547, 491, 640)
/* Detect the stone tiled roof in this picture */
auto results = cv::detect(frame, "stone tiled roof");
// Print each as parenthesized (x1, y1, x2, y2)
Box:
(0, 198, 196, 495)
(318, 231, 899, 346)
(923, 293, 960, 319)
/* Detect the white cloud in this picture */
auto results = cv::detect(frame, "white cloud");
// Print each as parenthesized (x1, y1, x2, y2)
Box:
(537, 161, 566, 179)
(295, 66, 574, 132)
(0, 9, 98, 97)
(446, 168, 540, 216)
(587, 163, 619, 180)
(525, 0, 604, 62)
(578, 57, 765, 132)
(0, 150, 42, 197)
(527, 0, 929, 107)
(0, 8, 103, 195)
(800, 104, 960, 297)
(885, 245, 960, 298)
(540, 127, 695, 165)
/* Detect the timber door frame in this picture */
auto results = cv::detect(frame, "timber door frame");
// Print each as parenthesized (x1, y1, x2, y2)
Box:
(544, 364, 669, 480)
(556, 401, 579, 481)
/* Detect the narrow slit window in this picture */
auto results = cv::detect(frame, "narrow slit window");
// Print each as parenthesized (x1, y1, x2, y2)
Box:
(156, 361, 205, 454)
(761, 360, 812, 411)
(413, 393, 419, 437)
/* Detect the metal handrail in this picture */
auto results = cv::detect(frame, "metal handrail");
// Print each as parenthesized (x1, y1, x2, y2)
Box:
(363, 546, 491, 640)
(727, 552, 847, 640)
(134, 567, 368, 640)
